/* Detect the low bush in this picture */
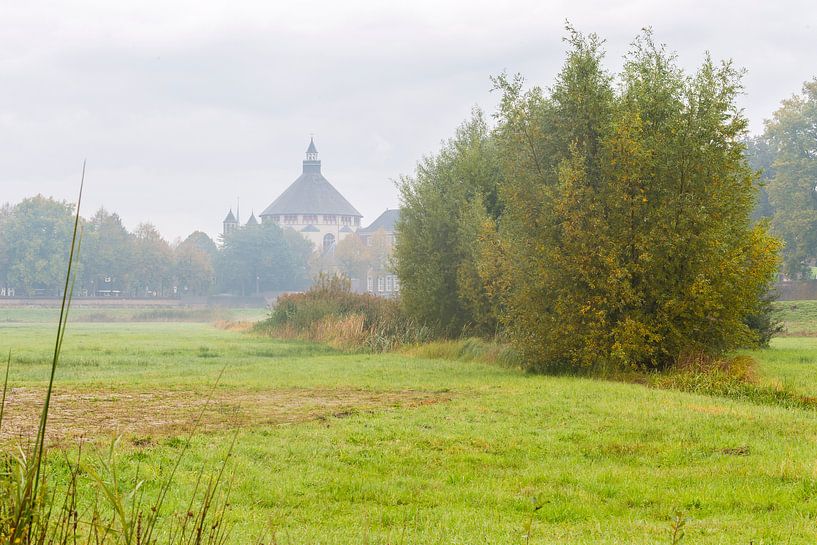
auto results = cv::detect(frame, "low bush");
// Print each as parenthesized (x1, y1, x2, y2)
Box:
(255, 274, 432, 351)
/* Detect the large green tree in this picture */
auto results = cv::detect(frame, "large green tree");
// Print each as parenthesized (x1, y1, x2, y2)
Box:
(0, 196, 77, 296)
(175, 231, 217, 296)
(130, 223, 174, 296)
(764, 79, 817, 279)
(218, 223, 312, 295)
(395, 109, 502, 336)
(0, 203, 12, 291)
(81, 208, 134, 295)
(745, 135, 776, 222)
(491, 29, 780, 371)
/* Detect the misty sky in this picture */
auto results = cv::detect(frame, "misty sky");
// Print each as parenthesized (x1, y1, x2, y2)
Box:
(1, 0, 815, 241)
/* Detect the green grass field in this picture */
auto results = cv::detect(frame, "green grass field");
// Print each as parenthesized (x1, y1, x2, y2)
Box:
(0, 305, 268, 324)
(2, 307, 817, 543)
(776, 300, 817, 336)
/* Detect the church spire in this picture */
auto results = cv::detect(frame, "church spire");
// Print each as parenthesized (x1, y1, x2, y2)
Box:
(306, 137, 318, 160)
(303, 136, 321, 173)
(223, 208, 238, 236)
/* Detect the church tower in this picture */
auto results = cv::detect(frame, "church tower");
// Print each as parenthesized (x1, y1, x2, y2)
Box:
(259, 138, 362, 253)
(303, 137, 320, 172)
(223, 209, 238, 236)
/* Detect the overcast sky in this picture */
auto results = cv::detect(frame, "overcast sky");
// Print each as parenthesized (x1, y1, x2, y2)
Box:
(1, 0, 815, 241)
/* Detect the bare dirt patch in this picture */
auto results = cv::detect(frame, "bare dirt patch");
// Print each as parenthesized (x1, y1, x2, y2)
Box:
(0, 387, 450, 445)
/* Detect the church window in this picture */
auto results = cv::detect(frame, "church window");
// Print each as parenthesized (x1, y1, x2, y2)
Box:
(341, 216, 352, 225)
(268, 215, 280, 223)
(323, 215, 337, 224)
(377, 276, 385, 292)
(284, 214, 298, 224)
(303, 214, 318, 224)
(367, 275, 374, 292)
(385, 275, 394, 292)
(323, 233, 336, 252)
(354, 217, 360, 226)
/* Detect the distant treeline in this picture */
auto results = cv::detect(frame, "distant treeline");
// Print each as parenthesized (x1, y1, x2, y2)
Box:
(0, 199, 312, 297)
(746, 79, 817, 280)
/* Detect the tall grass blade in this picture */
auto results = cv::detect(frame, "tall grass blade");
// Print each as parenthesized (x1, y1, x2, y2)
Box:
(32, 160, 85, 497)
(0, 350, 10, 432)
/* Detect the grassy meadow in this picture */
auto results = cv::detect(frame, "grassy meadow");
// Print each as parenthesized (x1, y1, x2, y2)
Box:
(1, 306, 817, 543)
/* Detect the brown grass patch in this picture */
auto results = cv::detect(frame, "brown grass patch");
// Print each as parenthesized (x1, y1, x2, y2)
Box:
(213, 320, 255, 332)
(0, 387, 450, 445)
(720, 445, 751, 456)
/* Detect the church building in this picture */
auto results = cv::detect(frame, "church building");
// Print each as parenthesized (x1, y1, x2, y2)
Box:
(222, 139, 362, 254)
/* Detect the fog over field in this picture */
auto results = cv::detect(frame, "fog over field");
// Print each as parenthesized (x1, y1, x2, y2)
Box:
(1, 0, 815, 240)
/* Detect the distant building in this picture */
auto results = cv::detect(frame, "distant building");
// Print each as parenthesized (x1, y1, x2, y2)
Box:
(357, 209, 401, 297)
(221, 139, 362, 254)
(357, 208, 399, 248)
(260, 138, 362, 253)
(219, 139, 406, 297)
(222, 209, 239, 236)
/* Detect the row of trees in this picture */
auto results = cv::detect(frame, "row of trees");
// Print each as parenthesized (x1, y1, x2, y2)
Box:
(747, 79, 817, 279)
(0, 196, 312, 297)
(395, 28, 781, 371)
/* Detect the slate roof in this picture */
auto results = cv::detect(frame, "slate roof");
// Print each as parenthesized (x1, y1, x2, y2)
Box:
(223, 209, 237, 223)
(260, 141, 362, 219)
(358, 209, 400, 234)
(246, 212, 258, 226)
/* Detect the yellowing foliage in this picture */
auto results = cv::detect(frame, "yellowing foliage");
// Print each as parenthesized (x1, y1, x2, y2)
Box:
(488, 29, 780, 371)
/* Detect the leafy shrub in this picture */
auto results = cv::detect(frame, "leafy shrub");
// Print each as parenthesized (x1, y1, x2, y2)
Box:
(255, 274, 432, 351)
(489, 29, 781, 372)
(744, 290, 784, 347)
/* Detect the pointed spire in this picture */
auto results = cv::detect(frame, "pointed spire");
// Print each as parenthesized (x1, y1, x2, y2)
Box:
(303, 136, 321, 173)
(246, 211, 258, 226)
(223, 209, 237, 223)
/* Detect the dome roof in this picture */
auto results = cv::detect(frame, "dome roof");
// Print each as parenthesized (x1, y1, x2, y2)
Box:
(260, 140, 362, 218)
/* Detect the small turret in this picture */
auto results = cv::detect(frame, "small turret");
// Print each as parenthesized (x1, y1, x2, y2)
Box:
(246, 211, 259, 227)
(223, 209, 238, 236)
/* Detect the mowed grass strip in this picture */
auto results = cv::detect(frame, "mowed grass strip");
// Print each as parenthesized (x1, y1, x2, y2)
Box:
(0, 387, 449, 445)
(2, 320, 817, 543)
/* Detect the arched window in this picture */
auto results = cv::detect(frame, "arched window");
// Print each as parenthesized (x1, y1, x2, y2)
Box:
(323, 233, 336, 253)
